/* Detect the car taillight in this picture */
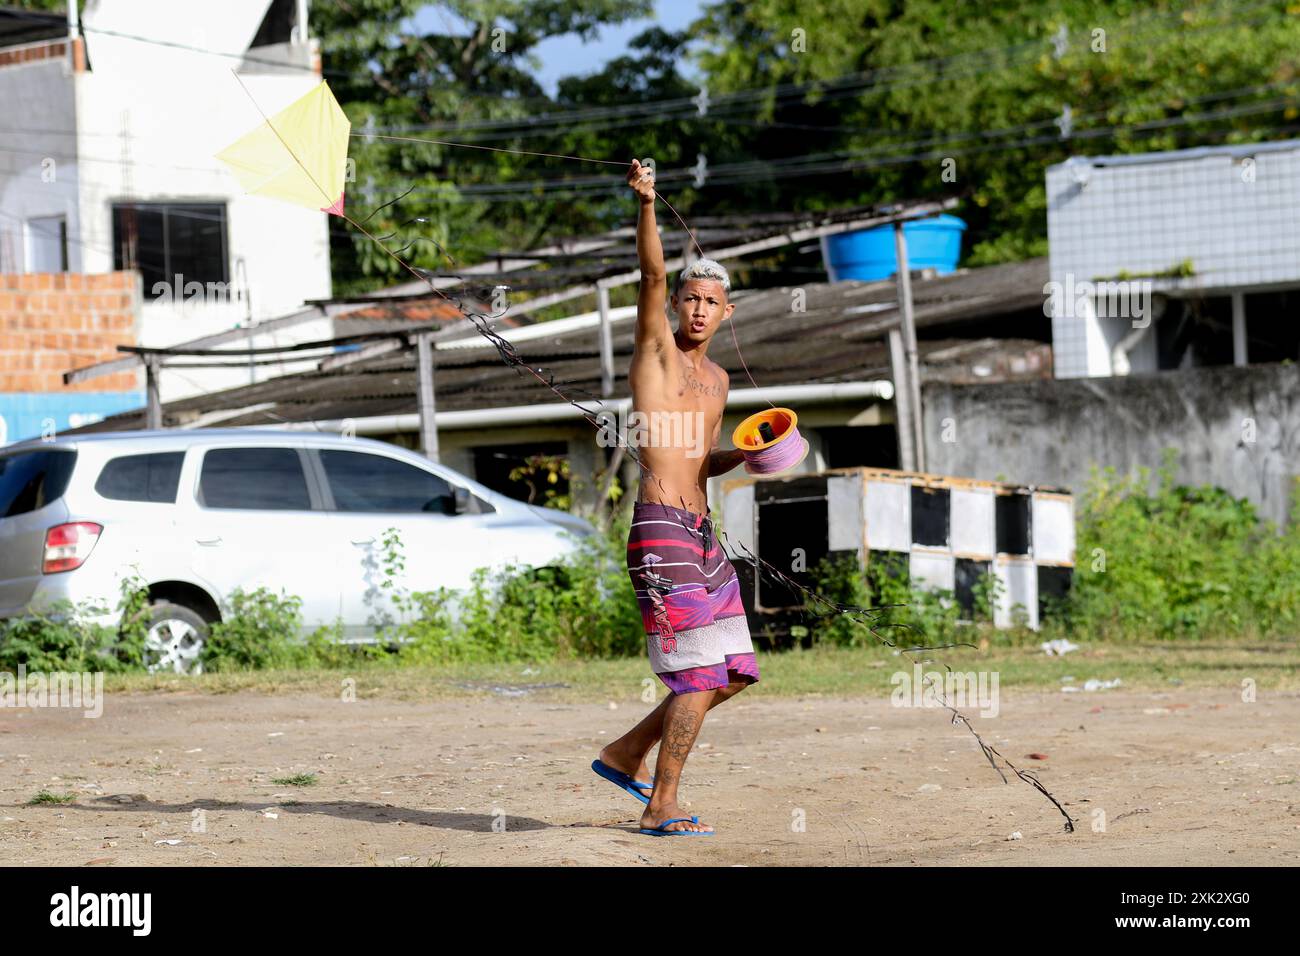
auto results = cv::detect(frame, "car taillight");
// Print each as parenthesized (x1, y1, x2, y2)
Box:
(43, 522, 103, 574)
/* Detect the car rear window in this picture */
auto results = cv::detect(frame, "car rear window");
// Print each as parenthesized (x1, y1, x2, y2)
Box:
(199, 447, 311, 510)
(319, 449, 454, 513)
(95, 452, 184, 503)
(0, 449, 77, 518)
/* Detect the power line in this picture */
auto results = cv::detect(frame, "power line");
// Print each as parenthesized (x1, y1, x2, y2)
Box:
(0, 5, 1031, 116)
(5, 85, 1294, 218)
(349, 0, 1283, 139)
(0, 144, 231, 176)
(27, 99, 1273, 217)
(2, 0, 1278, 146)
(355, 95, 1300, 201)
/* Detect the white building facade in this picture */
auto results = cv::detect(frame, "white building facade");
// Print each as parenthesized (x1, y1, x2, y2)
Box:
(0, 0, 335, 405)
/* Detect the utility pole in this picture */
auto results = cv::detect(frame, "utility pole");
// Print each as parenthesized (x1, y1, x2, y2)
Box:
(893, 223, 926, 471)
(415, 331, 439, 462)
(597, 283, 614, 398)
(887, 328, 916, 471)
(145, 355, 161, 430)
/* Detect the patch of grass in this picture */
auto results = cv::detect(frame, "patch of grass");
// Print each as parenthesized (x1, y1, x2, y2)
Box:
(271, 773, 318, 787)
(95, 641, 1300, 702)
(27, 791, 76, 805)
(751, 642, 1300, 696)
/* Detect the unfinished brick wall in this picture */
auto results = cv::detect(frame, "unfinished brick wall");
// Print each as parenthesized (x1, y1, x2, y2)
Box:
(0, 38, 76, 70)
(0, 272, 141, 393)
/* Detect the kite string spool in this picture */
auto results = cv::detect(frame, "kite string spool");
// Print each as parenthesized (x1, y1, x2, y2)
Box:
(733, 407, 806, 475)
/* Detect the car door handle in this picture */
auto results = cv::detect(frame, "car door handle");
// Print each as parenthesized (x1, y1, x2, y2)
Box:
(196, 537, 222, 546)
(351, 538, 375, 546)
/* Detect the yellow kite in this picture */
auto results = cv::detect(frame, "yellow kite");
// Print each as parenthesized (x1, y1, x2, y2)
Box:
(218, 81, 350, 216)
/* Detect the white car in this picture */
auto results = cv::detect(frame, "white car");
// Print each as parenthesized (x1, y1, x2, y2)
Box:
(0, 429, 595, 673)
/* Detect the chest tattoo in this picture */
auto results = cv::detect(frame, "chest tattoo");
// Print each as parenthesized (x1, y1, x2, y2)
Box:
(680, 371, 722, 397)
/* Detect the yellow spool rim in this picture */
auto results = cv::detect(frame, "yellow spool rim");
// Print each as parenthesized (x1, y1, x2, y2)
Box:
(732, 407, 800, 452)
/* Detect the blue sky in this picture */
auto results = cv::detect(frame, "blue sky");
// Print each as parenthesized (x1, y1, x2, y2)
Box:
(411, 0, 706, 96)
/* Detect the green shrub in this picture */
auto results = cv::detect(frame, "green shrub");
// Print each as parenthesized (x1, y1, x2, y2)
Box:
(202, 587, 305, 671)
(187, 590, 384, 672)
(1065, 452, 1300, 640)
(807, 551, 1001, 649)
(806, 451, 1300, 646)
(393, 513, 644, 664)
(0, 570, 150, 673)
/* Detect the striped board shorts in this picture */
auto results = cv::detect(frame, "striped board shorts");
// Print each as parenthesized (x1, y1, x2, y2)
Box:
(626, 501, 761, 694)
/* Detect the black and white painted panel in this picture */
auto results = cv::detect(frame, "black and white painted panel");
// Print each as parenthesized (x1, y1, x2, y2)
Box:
(994, 556, 1039, 629)
(1032, 493, 1075, 565)
(721, 467, 1075, 629)
(951, 486, 996, 557)
(863, 476, 910, 552)
(827, 473, 865, 561)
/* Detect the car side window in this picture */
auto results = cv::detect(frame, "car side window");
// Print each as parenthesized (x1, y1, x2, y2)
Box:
(319, 450, 457, 514)
(199, 447, 311, 510)
(0, 449, 77, 518)
(96, 452, 184, 503)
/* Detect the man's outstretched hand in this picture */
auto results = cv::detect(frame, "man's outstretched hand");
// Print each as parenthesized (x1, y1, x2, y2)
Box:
(627, 158, 656, 205)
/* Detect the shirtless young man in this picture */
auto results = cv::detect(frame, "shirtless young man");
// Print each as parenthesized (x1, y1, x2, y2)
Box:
(591, 159, 760, 836)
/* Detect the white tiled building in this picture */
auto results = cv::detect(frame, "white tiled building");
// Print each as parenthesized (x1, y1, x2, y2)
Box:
(1046, 140, 1300, 378)
(0, 0, 335, 404)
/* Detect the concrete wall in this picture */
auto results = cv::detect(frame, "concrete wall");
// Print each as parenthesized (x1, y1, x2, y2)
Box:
(923, 364, 1300, 527)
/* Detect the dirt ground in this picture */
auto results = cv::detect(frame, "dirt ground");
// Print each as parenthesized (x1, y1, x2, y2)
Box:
(2, 684, 1298, 866)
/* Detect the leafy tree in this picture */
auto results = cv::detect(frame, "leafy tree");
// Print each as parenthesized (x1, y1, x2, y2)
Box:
(691, 0, 1300, 265)
(17, 0, 1300, 285)
(309, 0, 653, 292)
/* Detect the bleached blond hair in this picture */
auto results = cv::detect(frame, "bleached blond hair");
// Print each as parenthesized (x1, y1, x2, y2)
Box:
(674, 258, 731, 296)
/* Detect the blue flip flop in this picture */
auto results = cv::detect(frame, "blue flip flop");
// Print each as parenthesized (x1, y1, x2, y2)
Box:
(639, 815, 714, 837)
(591, 759, 654, 805)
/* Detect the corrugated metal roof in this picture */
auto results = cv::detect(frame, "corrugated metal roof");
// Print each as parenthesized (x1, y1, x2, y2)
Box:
(67, 258, 1050, 432)
(0, 8, 66, 48)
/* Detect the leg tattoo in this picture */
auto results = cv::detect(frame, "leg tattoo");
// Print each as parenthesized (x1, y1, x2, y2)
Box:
(663, 706, 700, 761)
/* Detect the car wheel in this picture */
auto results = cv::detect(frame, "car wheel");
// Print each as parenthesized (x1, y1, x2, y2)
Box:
(143, 601, 209, 675)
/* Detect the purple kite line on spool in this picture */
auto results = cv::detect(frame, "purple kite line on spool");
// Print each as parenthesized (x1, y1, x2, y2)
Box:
(743, 425, 809, 474)
(732, 409, 810, 476)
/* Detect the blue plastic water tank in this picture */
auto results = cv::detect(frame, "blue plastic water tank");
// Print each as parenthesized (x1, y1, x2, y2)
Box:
(822, 214, 966, 282)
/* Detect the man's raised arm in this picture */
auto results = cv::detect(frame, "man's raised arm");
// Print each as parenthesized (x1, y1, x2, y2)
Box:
(628, 159, 673, 357)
